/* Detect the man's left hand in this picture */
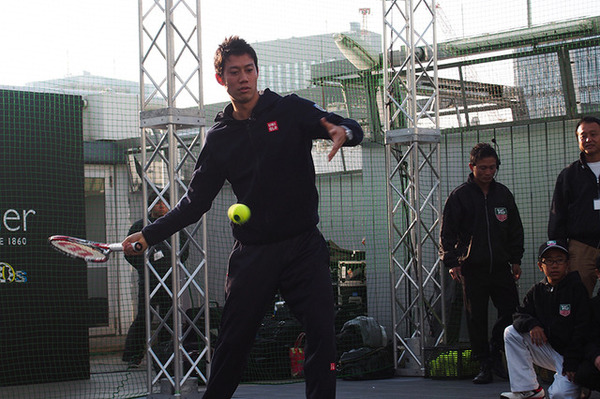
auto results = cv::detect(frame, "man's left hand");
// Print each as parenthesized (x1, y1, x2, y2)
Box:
(320, 118, 347, 161)
(562, 370, 576, 382)
(511, 263, 522, 281)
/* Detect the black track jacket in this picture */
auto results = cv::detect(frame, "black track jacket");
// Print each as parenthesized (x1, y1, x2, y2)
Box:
(583, 294, 600, 365)
(440, 174, 524, 272)
(548, 152, 600, 248)
(512, 271, 591, 372)
(142, 89, 363, 246)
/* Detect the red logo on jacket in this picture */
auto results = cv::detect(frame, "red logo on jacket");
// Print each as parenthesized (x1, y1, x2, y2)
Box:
(559, 304, 571, 317)
(495, 207, 508, 222)
(267, 121, 279, 132)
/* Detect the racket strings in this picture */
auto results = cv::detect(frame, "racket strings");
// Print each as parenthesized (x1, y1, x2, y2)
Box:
(51, 240, 108, 262)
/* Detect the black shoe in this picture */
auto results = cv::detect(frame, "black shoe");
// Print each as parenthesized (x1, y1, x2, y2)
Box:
(492, 356, 508, 380)
(126, 361, 141, 369)
(580, 387, 591, 399)
(122, 356, 142, 367)
(472, 365, 493, 384)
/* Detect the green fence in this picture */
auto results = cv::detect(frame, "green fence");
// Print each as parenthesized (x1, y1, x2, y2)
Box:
(1, 0, 599, 398)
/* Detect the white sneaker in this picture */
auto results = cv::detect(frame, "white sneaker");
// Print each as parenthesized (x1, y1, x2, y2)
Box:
(500, 386, 545, 399)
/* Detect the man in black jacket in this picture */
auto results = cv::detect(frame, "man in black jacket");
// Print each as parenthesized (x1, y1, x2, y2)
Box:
(501, 240, 590, 399)
(123, 36, 363, 399)
(440, 143, 524, 384)
(122, 192, 189, 366)
(549, 115, 600, 297)
(574, 256, 600, 393)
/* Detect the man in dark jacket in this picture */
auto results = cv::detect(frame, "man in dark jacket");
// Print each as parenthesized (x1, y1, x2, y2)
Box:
(122, 192, 188, 366)
(122, 36, 363, 399)
(501, 240, 590, 399)
(440, 143, 524, 384)
(548, 115, 600, 297)
(574, 256, 600, 393)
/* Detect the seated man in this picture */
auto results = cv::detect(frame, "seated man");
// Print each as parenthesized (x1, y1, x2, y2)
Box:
(574, 257, 600, 393)
(501, 240, 590, 399)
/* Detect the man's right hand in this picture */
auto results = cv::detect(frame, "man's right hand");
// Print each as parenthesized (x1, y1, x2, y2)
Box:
(122, 232, 148, 255)
(529, 326, 548, 346)
(320, 118, 347, 162)
(449, 266, 463, 282)
(511, 263, 522, 281)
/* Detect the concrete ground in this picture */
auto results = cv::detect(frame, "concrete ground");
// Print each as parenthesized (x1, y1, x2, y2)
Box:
(1, 348, 598, 399)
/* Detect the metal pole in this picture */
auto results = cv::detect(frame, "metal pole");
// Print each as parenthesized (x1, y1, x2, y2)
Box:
(138, 0, 206, 396)
(383, 0, 442, 376)
(381, 0, 399, 370)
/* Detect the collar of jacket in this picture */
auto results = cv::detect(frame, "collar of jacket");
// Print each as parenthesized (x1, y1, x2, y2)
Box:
(466, 172, 497, 192)
(215, 88, 281, 123)
(579, 151, 592, 169)
(542, 270, 579, 291)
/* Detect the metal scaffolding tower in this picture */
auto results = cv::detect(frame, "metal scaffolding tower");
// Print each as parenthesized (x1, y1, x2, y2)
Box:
(138, 0, 207, 396)
(382, 0, 442, 376)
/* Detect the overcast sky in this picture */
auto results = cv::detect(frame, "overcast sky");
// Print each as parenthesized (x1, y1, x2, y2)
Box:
(1, 0, 596, 104)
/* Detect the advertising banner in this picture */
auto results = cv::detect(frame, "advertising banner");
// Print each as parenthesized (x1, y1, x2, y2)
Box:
(0, 89, 89, 386)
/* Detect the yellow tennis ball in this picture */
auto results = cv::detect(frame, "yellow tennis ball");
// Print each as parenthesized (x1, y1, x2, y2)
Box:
(228, 203, 251, 224)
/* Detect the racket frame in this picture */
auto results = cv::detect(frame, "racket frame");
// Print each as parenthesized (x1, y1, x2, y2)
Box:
(48, 235, 120, 263)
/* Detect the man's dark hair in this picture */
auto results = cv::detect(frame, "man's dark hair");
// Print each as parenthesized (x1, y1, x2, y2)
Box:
(575, 115, 600, 134)
(148, 190, 169, 207)
(469, 142, 500, 167)
(214, 36, 259, 77)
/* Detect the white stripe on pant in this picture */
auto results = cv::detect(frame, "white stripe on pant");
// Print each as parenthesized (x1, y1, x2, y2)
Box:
(504, 325, 580, 399)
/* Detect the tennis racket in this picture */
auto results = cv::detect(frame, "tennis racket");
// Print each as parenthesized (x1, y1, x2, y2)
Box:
(48, 235, 142, 263)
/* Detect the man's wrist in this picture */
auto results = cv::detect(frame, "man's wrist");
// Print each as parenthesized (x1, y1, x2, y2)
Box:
(341, 125, 353, 141)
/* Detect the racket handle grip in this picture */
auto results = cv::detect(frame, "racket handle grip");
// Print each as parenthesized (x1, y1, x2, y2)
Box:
(133, 242, 143, 252)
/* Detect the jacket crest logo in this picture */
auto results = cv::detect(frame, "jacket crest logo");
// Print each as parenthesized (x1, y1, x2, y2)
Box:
(494, 207, 508, 222)
(267, 121, 279, 132)
(559, 304, 571, 317)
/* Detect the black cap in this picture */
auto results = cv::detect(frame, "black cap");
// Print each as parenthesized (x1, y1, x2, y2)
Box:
(148, 191, 170, 207)
(538, 239, 569, 260)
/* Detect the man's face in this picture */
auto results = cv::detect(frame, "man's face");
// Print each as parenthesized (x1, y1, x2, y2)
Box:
(469, 156, 497, 186)
(577, 121, 600, 161)
(537, 248, 569, 286)
(216, 53, 259, 105)
(150, 200, 168, 219)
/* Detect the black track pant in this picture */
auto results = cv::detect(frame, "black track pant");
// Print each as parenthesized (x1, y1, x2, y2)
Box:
(123, 272, 171, 363)
(202, 227, 337, 399)
(462, 266, 519, 363)
(575, 359, 600, 391)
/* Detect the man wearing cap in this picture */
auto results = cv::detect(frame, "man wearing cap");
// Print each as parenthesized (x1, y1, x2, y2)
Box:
(122, 192, 189, 366)
(501, 240, 590, 399)
(548, 116, 600, 297)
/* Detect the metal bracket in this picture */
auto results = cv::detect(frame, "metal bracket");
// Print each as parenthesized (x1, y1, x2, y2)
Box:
(140, 107, 205, 129)
(385, 128, 441, 145)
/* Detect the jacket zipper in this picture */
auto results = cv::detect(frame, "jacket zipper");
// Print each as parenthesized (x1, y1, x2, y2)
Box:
(484, 194, 493, 273)
(597, 175, 600, 248)
(583, 161, 600, 248)
(245, 117, 272, 227)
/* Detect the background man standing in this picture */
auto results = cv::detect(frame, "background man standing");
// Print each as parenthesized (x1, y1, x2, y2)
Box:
(122, 192, 188, 367)
(440, 143, 524, 384)
(549, 115, 600, 297)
